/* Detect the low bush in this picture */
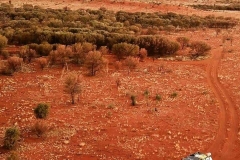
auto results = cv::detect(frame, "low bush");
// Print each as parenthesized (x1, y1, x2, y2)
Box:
(6, 151, 19, 160)
(7, 56, 23, 72)
(63, 72, 82, 104)
(190, 41, 211, 58)
(34, 103, 50, 119)
(170, 92, 178, 98)
(0, 60, 14, 76)
(1, 66, 14, 76)
(123, 56, 139, 74)
(176, 37, 189, 49)
(3, 127, 20, 150)
(156, 94, 162, 101)
(37, 57, 48, 70)
(138, 48, 148, 61)
(1, 50, 9, 59)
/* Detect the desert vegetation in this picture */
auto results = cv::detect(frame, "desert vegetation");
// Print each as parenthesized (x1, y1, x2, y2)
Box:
(34, 103, 50, 119)
(192, 4, 240, 11)
(0, 0, 240, 160)
(0, 2, 235, 74)
(63, 72, 82, 104)
(0, 3, 237, 47)
(3, 127, 20, 150)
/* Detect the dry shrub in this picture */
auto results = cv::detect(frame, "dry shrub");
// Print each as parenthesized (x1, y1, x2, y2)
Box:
(48, 50, 58, 65)
(176, 37, 189, 49)
(99, 46, 109, 55)
(63, 72, 82, 104)
(139, 48, 148, 61)
(31, 121, 49, 137)
(102, 57, 109, 73)
(0, 35, 8, 50)
(37, 57, 48, 70)
(84, 51, 106, 76)
(49, 45, 72, 66)
(123, 56, 139, 74)
(72, 43, 85, 65)
(0, 60, 6, 70)
(56, 45, 72, 66)
(6, 151, 19, 160)
(0, 60, 13, 76)
(7, 56, 23, 71)
(1, 50, 9, 59)
(190, 41, 211, 58)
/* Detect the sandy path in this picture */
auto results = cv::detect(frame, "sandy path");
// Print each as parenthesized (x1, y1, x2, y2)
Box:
(168, 47, 238, 159)
(206, 48, 238, 160)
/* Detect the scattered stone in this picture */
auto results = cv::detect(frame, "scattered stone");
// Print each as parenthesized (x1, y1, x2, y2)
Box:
(63, 140, 69, 144)
(79, 142, 85, 147)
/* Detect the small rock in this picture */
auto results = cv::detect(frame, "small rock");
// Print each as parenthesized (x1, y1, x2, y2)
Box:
(79, 142, 85, 147)
(63, 140, 69, 144)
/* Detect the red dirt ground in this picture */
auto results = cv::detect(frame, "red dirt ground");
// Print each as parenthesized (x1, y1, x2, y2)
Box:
(0, 0, 240, 160)
(3, 0, 240, 17)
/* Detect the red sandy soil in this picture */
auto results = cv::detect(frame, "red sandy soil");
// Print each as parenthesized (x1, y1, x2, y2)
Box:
(0, 0, 240, 160)
(2, 0, 240, 17)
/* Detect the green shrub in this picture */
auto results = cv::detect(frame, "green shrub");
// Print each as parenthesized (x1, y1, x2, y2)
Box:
(0, 35, 7, 50)
(34, 103, 49, 119)
(156, 94, 162, 101)
(144, 90, 149, 97)
(137, 36, 180, 57)
(190, 41, 211, 58)
(112, 43, 139, 60)
(170, 92, 178, 98)
(3, 127, 20, 150)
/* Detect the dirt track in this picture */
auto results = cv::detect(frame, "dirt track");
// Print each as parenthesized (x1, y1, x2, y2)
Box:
(206, 48, 238, 160)
(172, 46, 239, 159)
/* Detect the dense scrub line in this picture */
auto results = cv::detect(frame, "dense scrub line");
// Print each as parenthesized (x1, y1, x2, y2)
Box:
(192, 4, 240, 11)
(0, 3, 237, 47)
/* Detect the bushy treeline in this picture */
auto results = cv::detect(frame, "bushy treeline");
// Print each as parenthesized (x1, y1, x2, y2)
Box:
(24, 35, 180, 58)
(192, 4, 240, 11)
(0, 3, 237, 46)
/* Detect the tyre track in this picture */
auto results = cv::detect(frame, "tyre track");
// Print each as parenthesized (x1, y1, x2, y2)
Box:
(206, 48, 238, 160)
(168, 48, 238, 159)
